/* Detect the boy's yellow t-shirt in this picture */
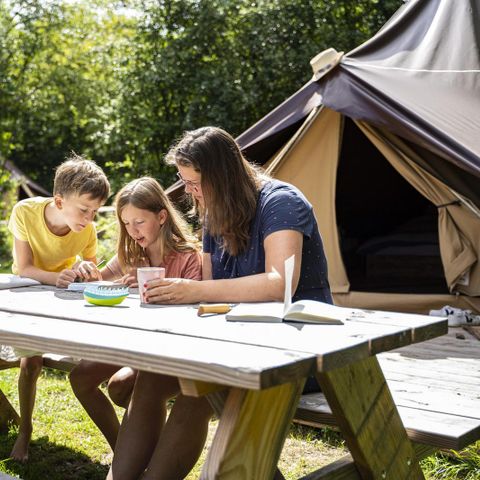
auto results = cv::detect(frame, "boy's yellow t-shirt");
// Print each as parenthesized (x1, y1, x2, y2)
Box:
(8, 197, 97, 275)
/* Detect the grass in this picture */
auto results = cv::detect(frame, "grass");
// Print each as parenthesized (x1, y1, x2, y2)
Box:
(0, 368, 478, 479)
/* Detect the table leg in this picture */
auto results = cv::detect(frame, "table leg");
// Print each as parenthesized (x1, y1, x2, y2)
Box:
(316, 356, 424, 480)
(201, 378, 305, 480)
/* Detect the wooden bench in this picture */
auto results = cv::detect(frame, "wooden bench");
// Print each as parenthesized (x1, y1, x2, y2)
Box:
(294, 328, 480, 478)
(0, 354, 77, 430)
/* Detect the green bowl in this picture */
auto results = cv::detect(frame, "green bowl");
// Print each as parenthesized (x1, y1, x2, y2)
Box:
(83, 285, 129, 306)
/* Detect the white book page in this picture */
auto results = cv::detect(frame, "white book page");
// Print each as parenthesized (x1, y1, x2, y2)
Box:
(226, 302, 285, 322)
(0, 274, 41, 290)
(286, 300, 348, 321)
(283, 254, 295, 316)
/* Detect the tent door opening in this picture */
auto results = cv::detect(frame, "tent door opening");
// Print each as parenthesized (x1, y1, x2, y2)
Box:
(336, 119, 448, 294)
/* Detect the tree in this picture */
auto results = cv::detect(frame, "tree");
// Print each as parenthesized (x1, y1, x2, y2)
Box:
(0, 0, 136, 190)
(116, 0, 403, 181)
(0, 0, 404, 190)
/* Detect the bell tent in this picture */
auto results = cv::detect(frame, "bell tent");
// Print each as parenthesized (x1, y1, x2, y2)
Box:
(235, 0, 480, 314)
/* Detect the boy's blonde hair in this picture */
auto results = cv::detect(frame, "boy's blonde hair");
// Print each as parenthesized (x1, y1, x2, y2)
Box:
(53, 153, 110, 202)
(115, 177, 199, 269)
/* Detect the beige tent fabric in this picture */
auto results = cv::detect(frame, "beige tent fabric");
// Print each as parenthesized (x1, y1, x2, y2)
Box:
(357, 122, 480, 297)
(334, 291, 480, 315)
(264, 107, 350, 293)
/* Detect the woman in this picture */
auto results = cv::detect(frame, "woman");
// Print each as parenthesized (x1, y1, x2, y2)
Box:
(108, 127, 331, 479)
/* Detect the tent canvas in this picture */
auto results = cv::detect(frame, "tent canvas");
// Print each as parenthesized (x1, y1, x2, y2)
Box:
(235, 0, 480, 314)
(2, 159, 51, 199)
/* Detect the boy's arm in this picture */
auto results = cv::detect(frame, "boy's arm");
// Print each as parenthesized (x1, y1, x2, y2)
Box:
(14, 237, 76, 287)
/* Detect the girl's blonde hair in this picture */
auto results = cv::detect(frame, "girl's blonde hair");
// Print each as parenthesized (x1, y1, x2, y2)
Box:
(115, 177, 199, 269)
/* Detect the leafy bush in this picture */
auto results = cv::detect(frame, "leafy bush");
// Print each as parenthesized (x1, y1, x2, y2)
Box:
(0, 168, 17, 272)
(95, 208, 118, 265)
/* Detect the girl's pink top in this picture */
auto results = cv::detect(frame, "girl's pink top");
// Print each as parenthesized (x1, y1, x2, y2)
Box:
(105, 250, 202, 281)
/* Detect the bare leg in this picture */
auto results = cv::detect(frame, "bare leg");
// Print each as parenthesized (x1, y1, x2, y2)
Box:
(11, 355, 43, 462)
(69, 361, 123, 449)
(107, 372, 179, 480)
(142, 394, 213, 480)
(108, 367, 137, 408)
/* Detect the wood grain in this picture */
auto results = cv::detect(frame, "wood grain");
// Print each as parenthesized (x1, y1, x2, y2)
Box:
(0, 311, 316, 391)
(299, 444, 436, 480)
(202, 379, 305, 480)
(296, 328, 480, 452)
(0, 287, 447, 372)
(178, 379, 226, 397)
(317, 356, 424, 479)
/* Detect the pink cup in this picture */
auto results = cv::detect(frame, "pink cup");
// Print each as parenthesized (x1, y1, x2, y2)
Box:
(137, 267, 165, 304)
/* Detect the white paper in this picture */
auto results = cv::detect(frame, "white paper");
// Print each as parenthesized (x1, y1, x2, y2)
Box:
(283, 254, 295, 316)
(67, 281, 117, 292)
(0, 274, 41, 290)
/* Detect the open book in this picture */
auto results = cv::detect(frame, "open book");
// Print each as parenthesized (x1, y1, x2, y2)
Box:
(226, 300, 346, 324)
(0, 274, 41, 290)
(226, 255, 346, 324)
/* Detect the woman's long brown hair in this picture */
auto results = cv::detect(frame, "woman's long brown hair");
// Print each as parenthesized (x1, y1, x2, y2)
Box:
(165, 127, 265, 256)
(115, 177, 199, 269)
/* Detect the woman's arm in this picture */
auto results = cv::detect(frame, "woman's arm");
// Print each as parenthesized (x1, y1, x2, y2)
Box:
(202, 253, 212, 281)
(146, 230, 303, 304)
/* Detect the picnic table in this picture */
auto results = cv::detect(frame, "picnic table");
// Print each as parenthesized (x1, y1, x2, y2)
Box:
(0, 284, 447, 479)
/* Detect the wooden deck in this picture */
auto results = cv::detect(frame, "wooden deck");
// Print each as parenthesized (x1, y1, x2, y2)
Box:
(296, 327, 480, 453)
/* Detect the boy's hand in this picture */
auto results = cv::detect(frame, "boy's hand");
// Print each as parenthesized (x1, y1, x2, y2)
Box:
(74, 261, 102, 281)
(56, 269, 77, 288)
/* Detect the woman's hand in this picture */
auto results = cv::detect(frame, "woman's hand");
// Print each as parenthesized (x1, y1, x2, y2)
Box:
(144, 278, 199, 305)
(56, 269, 77, 288)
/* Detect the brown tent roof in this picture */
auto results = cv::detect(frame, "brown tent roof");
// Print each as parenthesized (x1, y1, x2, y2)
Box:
(237, 0, 480, 206)
(3, 160, 51, 197)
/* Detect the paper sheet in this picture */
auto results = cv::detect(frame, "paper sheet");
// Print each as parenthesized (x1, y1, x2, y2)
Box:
(0, 274, 41, 290)
(283, 254, 294, 316)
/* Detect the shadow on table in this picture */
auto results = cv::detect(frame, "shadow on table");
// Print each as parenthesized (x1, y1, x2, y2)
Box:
(8, 286, 85, 302)
(0, 433, 109, 480)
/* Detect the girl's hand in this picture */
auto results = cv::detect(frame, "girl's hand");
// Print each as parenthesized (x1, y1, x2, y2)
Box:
(74, 261, 102, 281)
(144, 278, 199, 305)
(56, 269, 77, 288)
(116, 273, 138, 288)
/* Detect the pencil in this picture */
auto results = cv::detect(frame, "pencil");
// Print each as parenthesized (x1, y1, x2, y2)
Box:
(96, 258, 106, 269)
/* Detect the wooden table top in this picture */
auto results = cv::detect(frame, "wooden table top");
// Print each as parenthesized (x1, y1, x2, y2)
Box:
(0, 284, 450, 480)
(0, 285, 447, 386)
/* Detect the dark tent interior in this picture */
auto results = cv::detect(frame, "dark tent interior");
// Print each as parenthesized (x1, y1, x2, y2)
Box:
(336, 118, 447, 294)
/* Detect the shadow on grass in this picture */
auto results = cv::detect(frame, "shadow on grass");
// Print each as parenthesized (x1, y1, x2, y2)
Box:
(290, 422, 345, 448)
(0, 432, 109, 480)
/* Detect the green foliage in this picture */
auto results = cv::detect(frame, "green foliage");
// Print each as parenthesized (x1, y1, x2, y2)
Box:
(0, 0, 137, 190)
(95, 208, 118, 264)
(0, 165, 18, 271)
(0, 368, 112, 479)
(0, 367, 478, 479)
(0, 0, 403, 193)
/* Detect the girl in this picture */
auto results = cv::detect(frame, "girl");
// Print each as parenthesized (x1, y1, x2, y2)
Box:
(108, 127, 331, 479)
(69, 177, 201, 451)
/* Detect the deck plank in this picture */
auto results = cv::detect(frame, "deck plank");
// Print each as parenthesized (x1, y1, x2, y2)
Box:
(295, 328, 480, 451)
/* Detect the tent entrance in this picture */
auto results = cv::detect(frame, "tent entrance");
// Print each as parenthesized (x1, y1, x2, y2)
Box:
(336, 119, 448, 294)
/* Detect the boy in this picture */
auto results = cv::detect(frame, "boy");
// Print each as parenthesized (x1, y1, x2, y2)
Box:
(6, 153, 110, 461)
